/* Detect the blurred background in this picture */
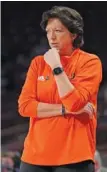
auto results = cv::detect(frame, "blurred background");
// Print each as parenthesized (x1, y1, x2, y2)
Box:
(1, 1, 107, 172)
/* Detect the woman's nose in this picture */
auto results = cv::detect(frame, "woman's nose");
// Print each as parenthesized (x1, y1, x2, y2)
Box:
(50, 32, 56, 40)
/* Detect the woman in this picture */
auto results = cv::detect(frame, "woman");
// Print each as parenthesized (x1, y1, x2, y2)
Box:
(18, 6, 102, 172)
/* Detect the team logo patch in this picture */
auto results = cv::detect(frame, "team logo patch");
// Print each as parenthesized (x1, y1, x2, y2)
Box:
(69, 73, 75, 80)
(38, 76, 45, 81)
(38, 76, 50, 81)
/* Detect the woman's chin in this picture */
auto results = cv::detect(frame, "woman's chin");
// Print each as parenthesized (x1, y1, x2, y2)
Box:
(56, 48, 60, 53)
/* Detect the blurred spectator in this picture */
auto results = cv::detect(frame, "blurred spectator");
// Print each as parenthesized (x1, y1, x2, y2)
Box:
(1, 151, 21, 172)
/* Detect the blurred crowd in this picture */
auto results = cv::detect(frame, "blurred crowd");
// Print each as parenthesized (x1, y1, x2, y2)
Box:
(1, 18, 49, 95)
(1, 151, 21, 172)
(1, 2, 107, 171)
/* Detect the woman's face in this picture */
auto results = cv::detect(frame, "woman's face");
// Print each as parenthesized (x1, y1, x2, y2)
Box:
(46, 18, 75, 56)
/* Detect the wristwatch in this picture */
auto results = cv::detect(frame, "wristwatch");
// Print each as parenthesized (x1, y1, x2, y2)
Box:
(53, 67, 64, 75)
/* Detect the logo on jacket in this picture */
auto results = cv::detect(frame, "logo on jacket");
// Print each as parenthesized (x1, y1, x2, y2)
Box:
(38, 76, 49, 81)
(69, 73, 75, 80)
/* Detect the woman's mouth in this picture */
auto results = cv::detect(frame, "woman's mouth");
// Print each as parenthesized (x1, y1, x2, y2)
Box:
(51, 43, 59, 48)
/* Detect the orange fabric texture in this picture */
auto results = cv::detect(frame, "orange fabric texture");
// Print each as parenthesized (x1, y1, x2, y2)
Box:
(18, 49, 102, 165)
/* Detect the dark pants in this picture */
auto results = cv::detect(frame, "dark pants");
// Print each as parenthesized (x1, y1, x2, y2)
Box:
(19, 160, 95, 172)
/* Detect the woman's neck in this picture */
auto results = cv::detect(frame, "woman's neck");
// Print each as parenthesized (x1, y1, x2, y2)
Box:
(60, 47, 75, 57)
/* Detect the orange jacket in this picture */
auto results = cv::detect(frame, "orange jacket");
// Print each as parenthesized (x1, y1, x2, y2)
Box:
(18, 49, 102, 165)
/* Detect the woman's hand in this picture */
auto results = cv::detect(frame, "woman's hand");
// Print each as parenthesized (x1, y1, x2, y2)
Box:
(66, 102, 95, 118)
(44, 48, 62, 69)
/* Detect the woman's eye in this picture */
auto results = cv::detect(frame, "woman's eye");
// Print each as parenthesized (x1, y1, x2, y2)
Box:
(55, 30, 62, 32)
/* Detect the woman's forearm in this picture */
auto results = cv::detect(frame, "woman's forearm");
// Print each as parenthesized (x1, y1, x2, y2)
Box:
(37, 102, 94, 119)
(54, 71, 75, 98)
(37, 102, 63, 118)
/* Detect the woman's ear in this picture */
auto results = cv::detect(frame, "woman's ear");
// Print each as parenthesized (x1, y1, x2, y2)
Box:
(72, 34, 77, 41)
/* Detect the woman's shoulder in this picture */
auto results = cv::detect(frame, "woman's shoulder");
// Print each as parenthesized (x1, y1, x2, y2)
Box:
(30, 55, 46, 67)
(76, 49, 102, 71)
(32, 55, 44, 63)
(79, 49, 101, 61)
